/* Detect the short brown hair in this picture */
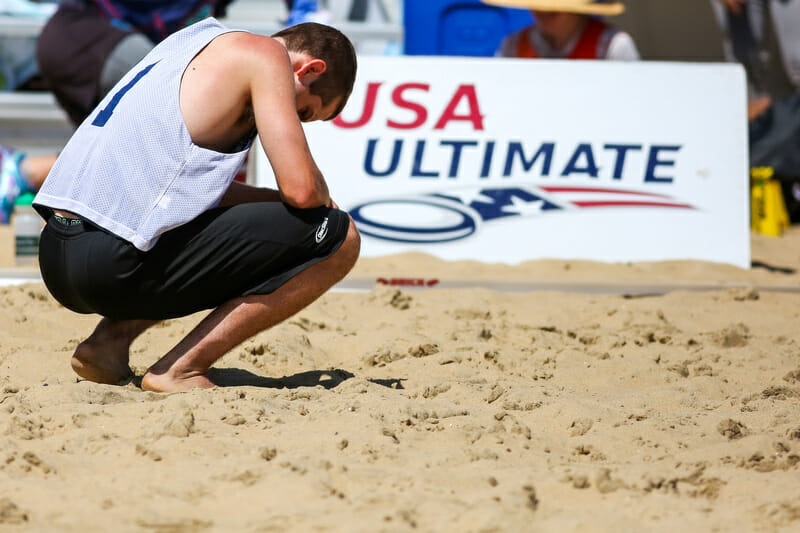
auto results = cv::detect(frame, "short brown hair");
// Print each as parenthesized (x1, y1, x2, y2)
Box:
(272, 22, 357, 120)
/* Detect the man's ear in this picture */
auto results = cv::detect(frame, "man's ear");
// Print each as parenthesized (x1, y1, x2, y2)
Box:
(296, 58, 327, 84)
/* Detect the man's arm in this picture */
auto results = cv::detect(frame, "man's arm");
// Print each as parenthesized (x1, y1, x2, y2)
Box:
(246, 36, 331, 209)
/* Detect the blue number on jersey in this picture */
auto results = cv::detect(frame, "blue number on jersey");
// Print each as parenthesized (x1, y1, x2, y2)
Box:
(92, 61, 160, 127)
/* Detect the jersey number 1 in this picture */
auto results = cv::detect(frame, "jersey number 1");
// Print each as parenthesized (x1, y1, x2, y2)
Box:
(92, 61, 159, 127)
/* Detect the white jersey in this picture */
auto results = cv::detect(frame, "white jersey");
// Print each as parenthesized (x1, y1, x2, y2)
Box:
(34, 18, 252, 251)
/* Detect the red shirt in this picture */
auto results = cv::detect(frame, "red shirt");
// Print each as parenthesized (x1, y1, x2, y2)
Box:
(515, 18, 616, 59)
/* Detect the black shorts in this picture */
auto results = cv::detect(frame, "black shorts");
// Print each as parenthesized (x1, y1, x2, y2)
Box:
(38, 203, 350, 320)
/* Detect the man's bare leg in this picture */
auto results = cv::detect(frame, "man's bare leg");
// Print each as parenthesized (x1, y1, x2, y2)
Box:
(72, 318, 159, 384)
(141, 221, 361, 393)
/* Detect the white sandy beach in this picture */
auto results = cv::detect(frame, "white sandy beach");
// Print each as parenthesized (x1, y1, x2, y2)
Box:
(0, 225, 798, 532)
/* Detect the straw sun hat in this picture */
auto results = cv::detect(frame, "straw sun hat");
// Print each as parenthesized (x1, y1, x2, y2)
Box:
(480, 0, 625, 16)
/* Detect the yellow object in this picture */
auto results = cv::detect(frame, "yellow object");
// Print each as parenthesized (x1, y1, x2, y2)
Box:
(750, 167, 790, 237)
(480, 0, 625, 16)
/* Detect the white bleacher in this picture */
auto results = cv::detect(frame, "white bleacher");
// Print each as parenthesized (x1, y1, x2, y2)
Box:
(0, 0, 403, 52)
(0, 0, 403, 154)
(0, 14, 42, 36)
(0, 91, 71, 155)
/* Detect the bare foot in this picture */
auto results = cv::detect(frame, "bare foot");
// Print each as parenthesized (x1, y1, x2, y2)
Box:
(71, 318, 158, 385)
(141, 369, 216, 393)
(71, 340, 133, 385)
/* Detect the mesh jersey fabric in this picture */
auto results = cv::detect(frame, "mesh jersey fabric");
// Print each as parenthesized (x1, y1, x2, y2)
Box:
(34, 17, 252, 251)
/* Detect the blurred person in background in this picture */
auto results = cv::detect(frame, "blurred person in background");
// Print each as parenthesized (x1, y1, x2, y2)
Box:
(482, 0, 638, 60)
(712, 0, 800, 219)
(36, 0, 237, 126)
(1, 0, 237, 223)
(711, 0, 800, 120)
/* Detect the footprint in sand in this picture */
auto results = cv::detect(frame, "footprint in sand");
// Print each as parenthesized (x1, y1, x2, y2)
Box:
(0, 499, 29, 525)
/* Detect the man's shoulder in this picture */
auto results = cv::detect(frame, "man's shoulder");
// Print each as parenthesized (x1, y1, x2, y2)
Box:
(210, 31, 289, 65)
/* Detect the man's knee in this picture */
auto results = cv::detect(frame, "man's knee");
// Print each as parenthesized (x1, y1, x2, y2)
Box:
(336, 214, 361, 271)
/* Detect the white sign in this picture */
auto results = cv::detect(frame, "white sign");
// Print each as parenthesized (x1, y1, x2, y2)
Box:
(256, 56, 750, 268)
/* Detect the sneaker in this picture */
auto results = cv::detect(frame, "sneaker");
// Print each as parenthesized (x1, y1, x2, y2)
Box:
(0, 147, 29, 224)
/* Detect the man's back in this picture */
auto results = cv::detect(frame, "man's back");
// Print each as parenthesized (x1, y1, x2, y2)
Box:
(35, 18, 251, 251)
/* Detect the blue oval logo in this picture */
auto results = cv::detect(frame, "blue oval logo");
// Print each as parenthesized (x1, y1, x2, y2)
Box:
(349, 198, 479, 243)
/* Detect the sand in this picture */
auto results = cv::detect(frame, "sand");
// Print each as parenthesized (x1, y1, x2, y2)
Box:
(0, 224, 799, 532)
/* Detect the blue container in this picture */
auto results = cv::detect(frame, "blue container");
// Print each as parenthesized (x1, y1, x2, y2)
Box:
(404, 0, 533, 56)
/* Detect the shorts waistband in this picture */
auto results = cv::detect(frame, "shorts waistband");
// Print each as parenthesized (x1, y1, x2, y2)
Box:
(52, 214, 83, 226)
(47, 212, 100, 236)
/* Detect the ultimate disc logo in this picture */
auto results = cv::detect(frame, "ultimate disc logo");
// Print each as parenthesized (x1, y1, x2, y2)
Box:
(349, 186, 694, 243)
